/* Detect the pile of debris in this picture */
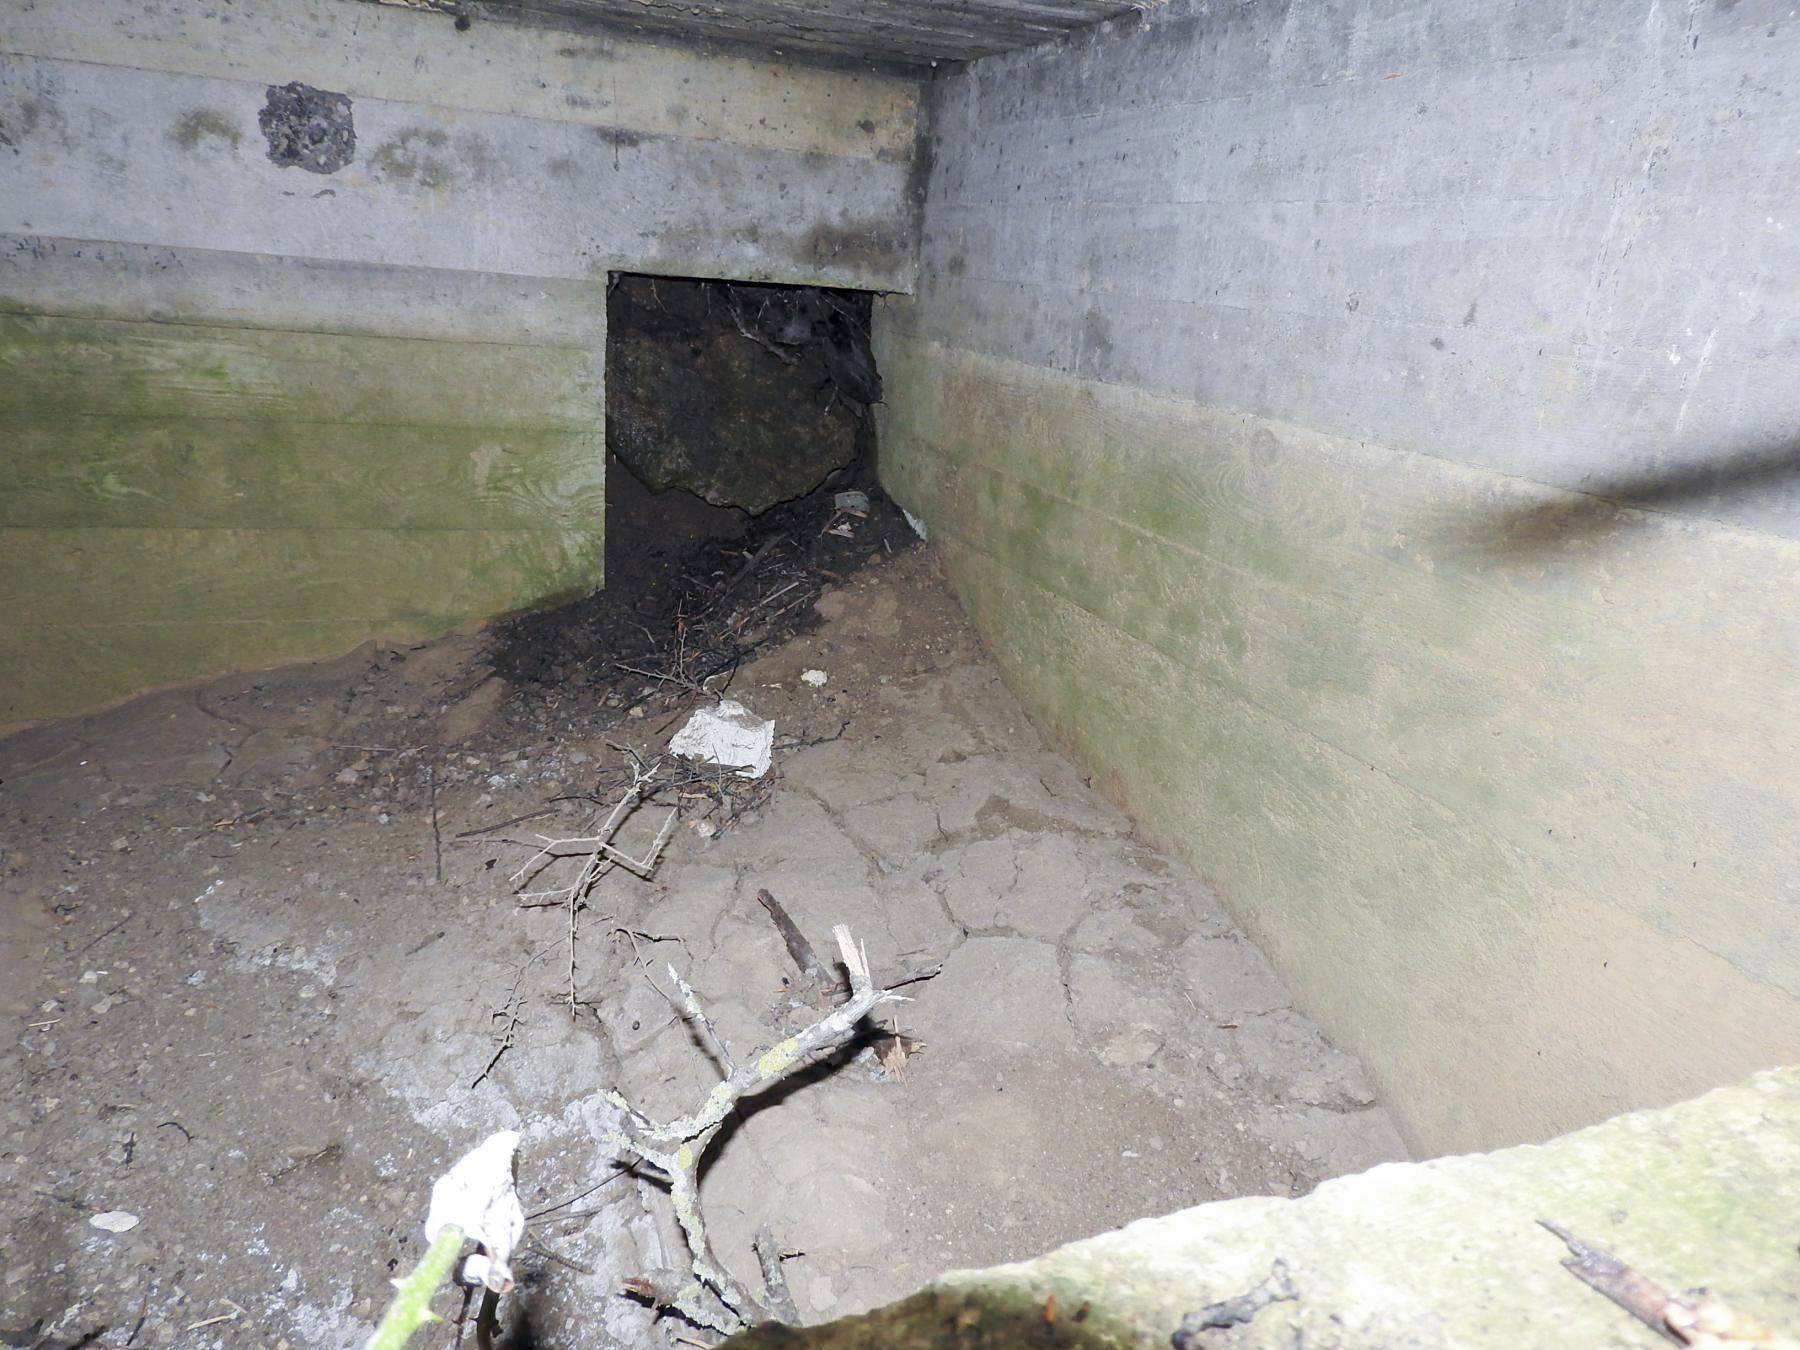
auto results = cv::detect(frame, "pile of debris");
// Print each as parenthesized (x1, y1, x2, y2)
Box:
(487, 474, 921, 736)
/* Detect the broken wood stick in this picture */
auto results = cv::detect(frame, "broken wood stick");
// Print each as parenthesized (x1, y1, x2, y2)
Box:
(1539, 1220, 1778, 1347)
(752, 1225, 800, 1326)
(756, 888, 827, 985)
(1540, 1220, 1684, 1343)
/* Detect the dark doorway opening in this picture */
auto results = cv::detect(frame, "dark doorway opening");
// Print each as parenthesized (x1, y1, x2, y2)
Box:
(599, 271, 881, 629)
(486, 273, 917, 738)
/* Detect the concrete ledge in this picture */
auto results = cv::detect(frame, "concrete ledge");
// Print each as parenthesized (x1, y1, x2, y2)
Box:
(727, 1067, 1800, 1348)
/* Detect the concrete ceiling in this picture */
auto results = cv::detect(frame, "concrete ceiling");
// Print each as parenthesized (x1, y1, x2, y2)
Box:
(458, 0, 1156, 71)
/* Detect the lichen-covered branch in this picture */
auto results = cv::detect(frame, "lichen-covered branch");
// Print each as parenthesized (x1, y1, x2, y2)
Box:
(606, 926, 904, 1332)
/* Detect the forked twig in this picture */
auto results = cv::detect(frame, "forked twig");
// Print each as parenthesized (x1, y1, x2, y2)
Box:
(511, 754, 679, 1010)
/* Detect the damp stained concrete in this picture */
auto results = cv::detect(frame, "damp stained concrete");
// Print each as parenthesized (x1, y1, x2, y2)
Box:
(0, 547, 1405, 1348)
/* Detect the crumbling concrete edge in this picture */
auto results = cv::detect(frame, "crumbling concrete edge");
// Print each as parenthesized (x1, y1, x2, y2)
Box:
(731, 1067, 1800, 1347)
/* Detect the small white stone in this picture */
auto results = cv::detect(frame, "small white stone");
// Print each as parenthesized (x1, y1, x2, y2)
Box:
(90, 1211, 140, 1233)
(801, 669, 828, 686)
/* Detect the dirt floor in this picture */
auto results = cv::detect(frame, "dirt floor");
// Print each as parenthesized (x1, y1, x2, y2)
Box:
(0, 499, 1407, 1348)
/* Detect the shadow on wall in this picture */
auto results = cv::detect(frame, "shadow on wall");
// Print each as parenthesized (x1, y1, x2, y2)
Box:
(1461, 439, 1800, 557)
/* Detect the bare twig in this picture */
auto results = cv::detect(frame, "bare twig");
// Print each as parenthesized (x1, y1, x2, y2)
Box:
(667, 962, 736, 1074)
(454, 807, 561, 839)
(428, 764, 444, 884)
(527, 1166, 629, 1222)
(614, 661, 709, 695)
(717, 536, 784, 601)
(472, 946, 557, 1089)
(512, 754, 678, 1011)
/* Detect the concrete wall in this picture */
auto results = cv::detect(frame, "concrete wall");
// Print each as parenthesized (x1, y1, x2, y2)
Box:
(877, 0, 1800, 1152)
(0, 0, 920, 729)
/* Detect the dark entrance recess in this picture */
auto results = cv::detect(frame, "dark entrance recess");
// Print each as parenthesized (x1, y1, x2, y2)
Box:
(487, 273, 919, 730)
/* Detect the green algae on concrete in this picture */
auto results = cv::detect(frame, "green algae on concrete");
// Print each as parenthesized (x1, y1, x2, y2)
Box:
(0, 253, 608, 730)
(729, 1068, 1800, 1349)
(723, 1284, 1133, 1350)
(873, 325, 1800, 1155)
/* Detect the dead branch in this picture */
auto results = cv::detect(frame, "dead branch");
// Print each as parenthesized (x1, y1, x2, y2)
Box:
(752, 1226, 800, 1326)
(454, 807, 561, 839)
(512, 754, 678, 1011)
(1539, 1221, 1777, 1347)
(428, 763, 444, 883)
(604, 925, 907, 1334)
(1540, 1221, 1682, 1343)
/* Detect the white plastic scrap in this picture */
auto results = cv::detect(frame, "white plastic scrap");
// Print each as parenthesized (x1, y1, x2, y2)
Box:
(901, 507, 928, 541)
(89, 1211, 140, 1233)
(424, 1130, 526, 1294)
(669, 700, 774, 779)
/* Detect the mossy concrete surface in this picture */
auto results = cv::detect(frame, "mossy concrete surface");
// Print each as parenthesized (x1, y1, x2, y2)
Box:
(1, 0, 926, 730)
(873, 325, 1800, 1154)
(0, 246, 608, 731)
(728, 1068, 1800, 1348)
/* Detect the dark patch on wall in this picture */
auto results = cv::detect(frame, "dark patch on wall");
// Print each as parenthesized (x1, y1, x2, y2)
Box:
(259, 83, 355, 174)
(1081, 308, 1115, 361)
(370, 127, 480, 189)
(801, 220, 908, 276)
(595, 126, 644, 148)
(904, 112, 938, 211)
(556, 42, 620, 61)
(0, 98, 42, 151)
(171, 109, 241, 151)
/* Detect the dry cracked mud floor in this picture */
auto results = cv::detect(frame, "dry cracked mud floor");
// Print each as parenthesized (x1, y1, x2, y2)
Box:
(0, 548, 1406, 1349)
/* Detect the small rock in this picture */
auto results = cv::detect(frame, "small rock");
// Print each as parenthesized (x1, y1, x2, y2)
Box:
(89, 1211, 140, 1233)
